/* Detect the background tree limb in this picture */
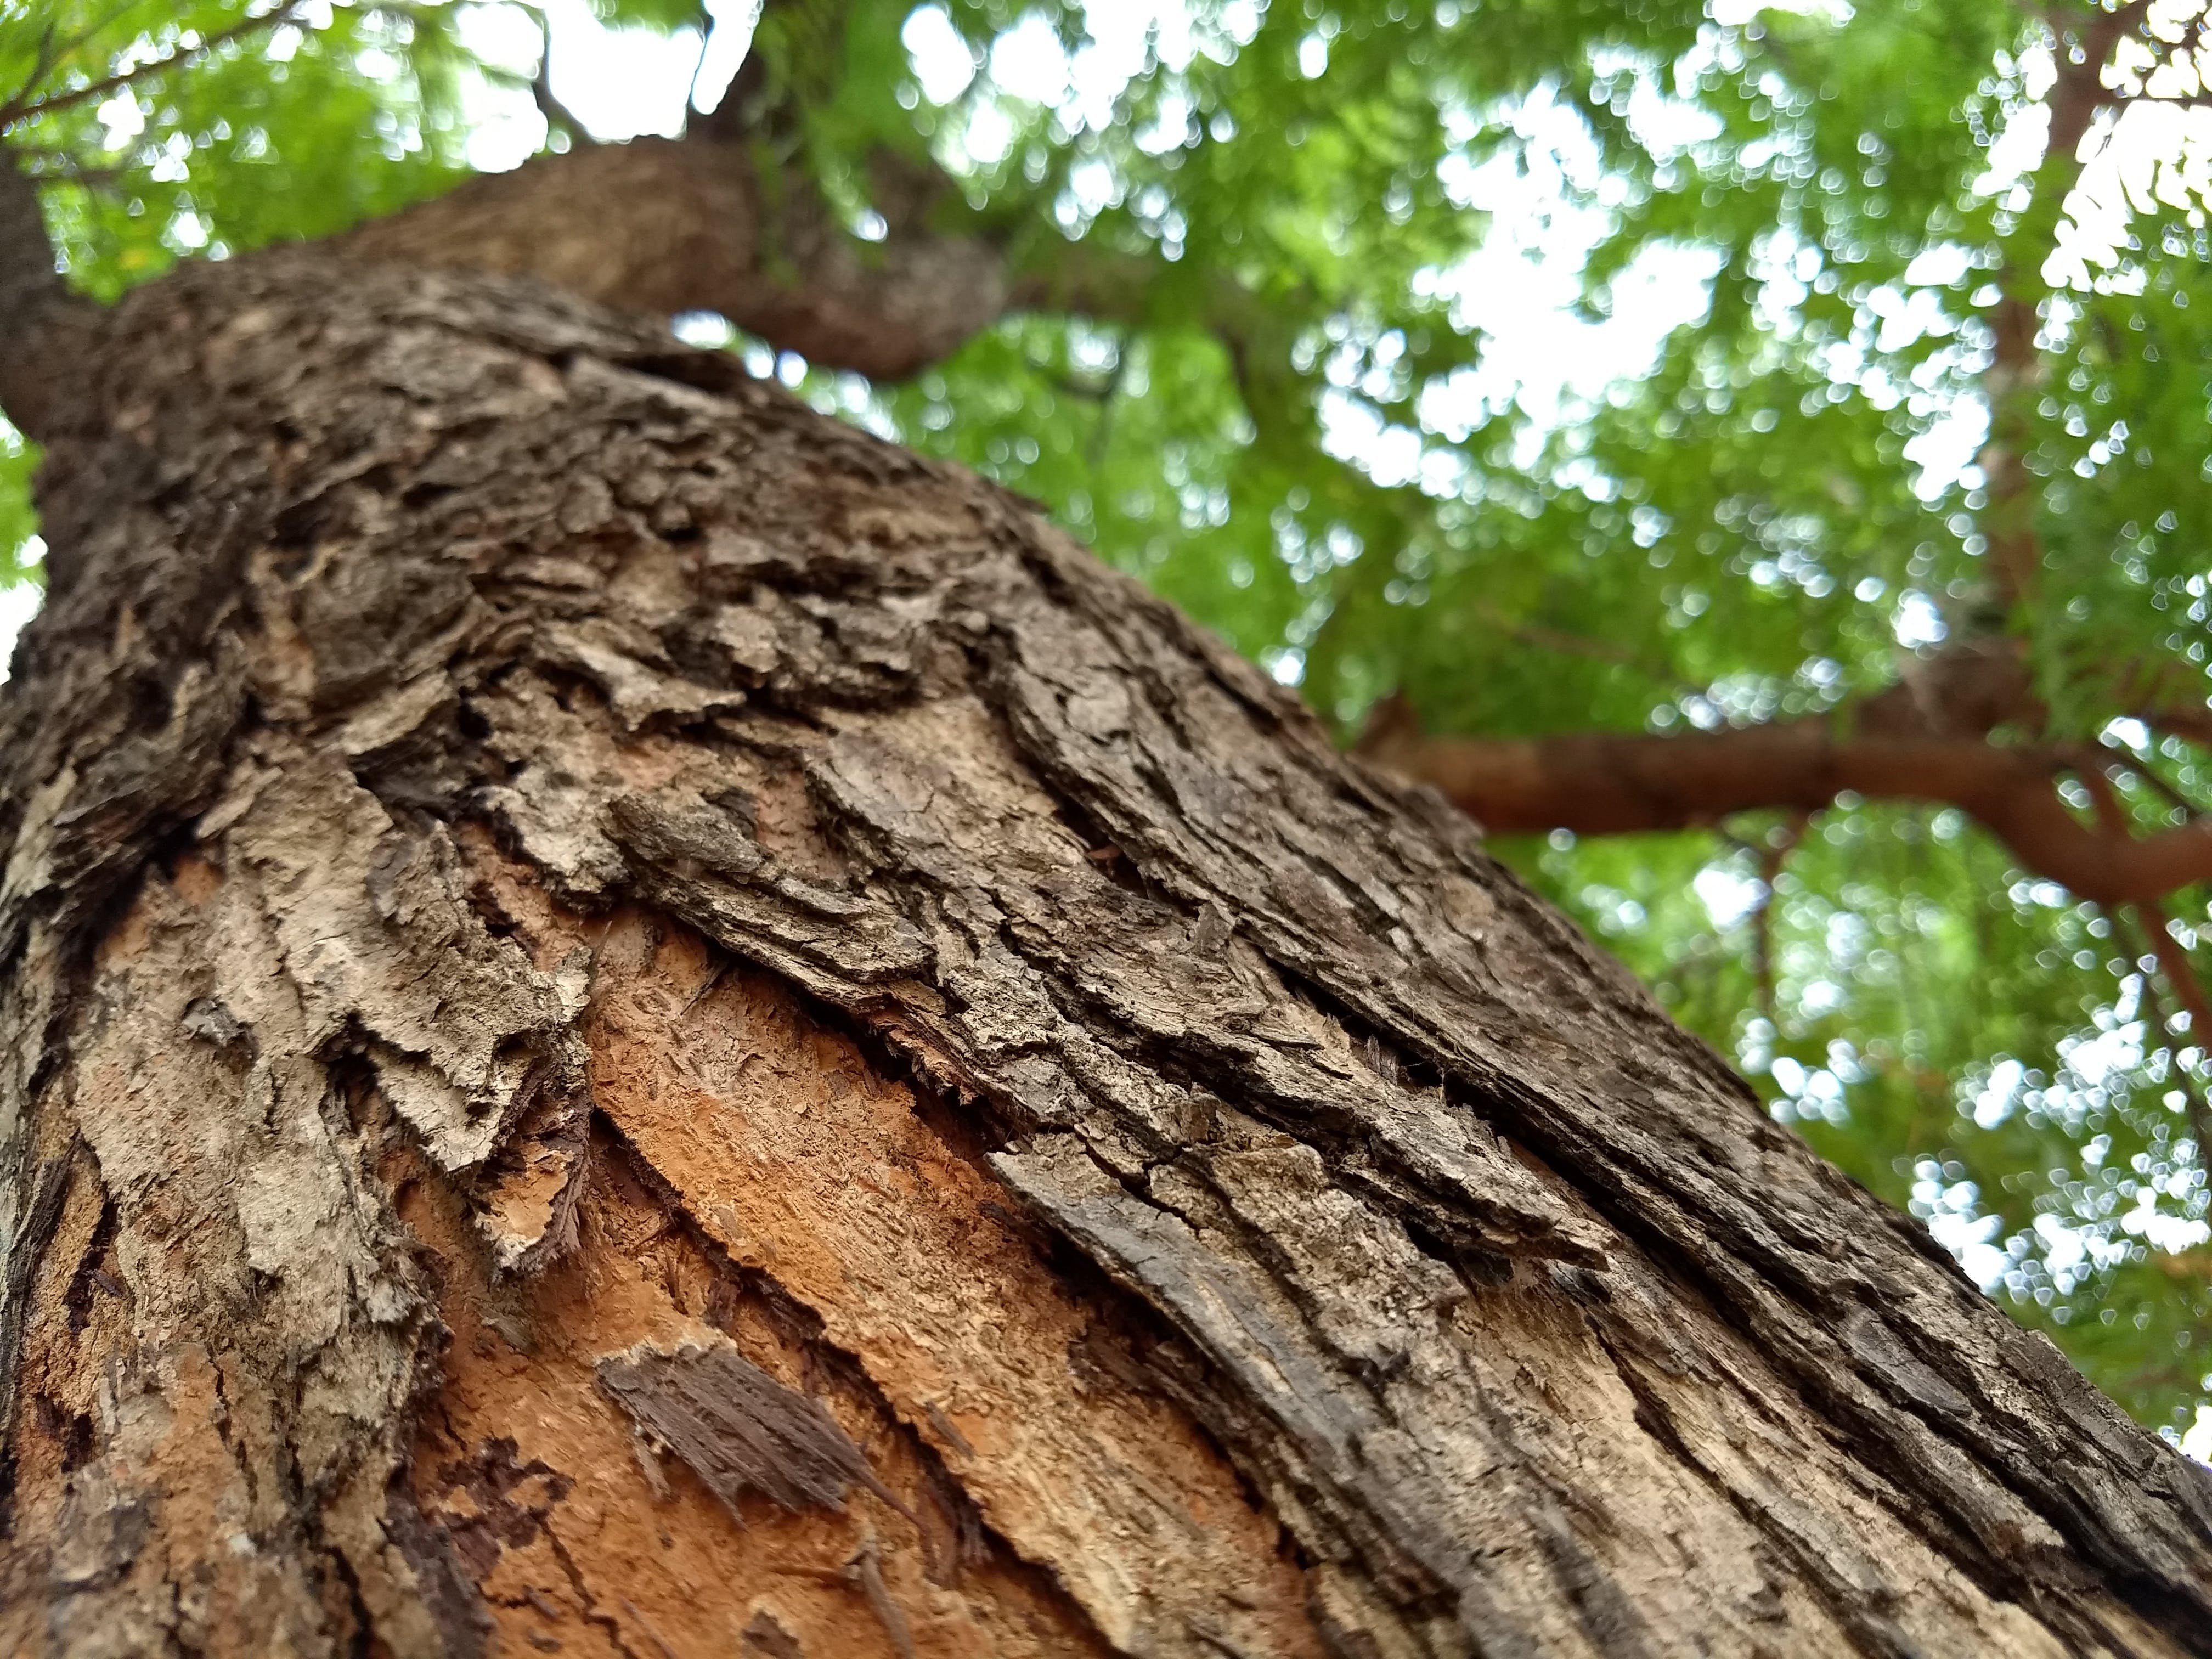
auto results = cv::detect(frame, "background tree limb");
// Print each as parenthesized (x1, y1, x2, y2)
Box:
(1358, 644, 2212, 908)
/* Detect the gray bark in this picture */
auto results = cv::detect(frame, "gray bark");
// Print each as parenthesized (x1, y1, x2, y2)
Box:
(0, 252, 2207, 1657)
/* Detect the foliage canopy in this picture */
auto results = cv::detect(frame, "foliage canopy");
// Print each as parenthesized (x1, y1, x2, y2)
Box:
(4, 0, 2211, 1440)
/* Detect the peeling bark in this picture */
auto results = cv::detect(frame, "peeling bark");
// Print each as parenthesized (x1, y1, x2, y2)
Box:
(0, 253, 2208, 1657)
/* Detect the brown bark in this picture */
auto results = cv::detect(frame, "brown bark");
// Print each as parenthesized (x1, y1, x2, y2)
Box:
(1357, 685, 2212, 909)
(346, 126, 2212, 910)
(0, 249, 2207, 1657)
(309, 3, 2212, 924)
(336, 134, 1015, 382)
(1358, 645, 2212, 907)
(1974, 0, 2151, 609)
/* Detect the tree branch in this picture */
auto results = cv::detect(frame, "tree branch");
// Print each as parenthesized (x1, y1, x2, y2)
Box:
(2085, 764, 2212, 1152)
(2047, 1, 2153, 162)
(516, 3, 597, 148)
(0, 1, 313, 133)
(1, 2, 133, 119)
(1731, 814, 1807, 1020)
(2081, 741, 2201, 820)
(1459, 600, 1701, 695)
(2106, 906, 2212, 1152)
(336, 134, 1011, 380)
(1357, 657, 2212, 909)
(0, 156, 98, 438)
(2138, 909, 2212, 1148)
(313, 0, 1064, 380)
(0, 0, 1201, 392)
(1977, 1, 2155, 610)
(333, 81, 1216, 385)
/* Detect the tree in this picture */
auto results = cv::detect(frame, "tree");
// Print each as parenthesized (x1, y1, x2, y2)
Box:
(0, 2, 2209, 1655)
(9, 0, 2212, 1438)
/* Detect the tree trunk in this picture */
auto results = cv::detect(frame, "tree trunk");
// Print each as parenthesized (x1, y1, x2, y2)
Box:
(0, 252, 2206, 1659)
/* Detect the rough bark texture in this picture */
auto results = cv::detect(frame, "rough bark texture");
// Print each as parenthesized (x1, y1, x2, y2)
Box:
(0, 253, 2208, 1658)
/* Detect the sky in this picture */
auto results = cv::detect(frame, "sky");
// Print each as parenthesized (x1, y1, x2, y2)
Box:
(0, 578, 32, 667)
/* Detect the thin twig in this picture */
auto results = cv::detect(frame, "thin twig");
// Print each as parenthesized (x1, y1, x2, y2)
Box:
(515, 3, 597, 147)
(10, 2, 134, 114)
(1041, 365, 1119, 403)
(2138, 904, 2212, 1156)
(1725, 813, 1807, 1024)
(7, 151, 126, 188)
(2081, 764, 2212, 1155)
(2110, 905, 2212, 1160)
(1463, 599, 1696, 696)
(12, 18, 63, 113)
(2079, 740, 2203, 822)
(1079, 346, 1131, 470)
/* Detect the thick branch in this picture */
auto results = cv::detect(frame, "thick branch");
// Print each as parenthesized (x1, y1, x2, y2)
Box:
(326, 0, 1063, 380)
(336, 114, 1225, 388)
(337, 134, 1012, 380)
(1359, 670, 2212, 908)
(0, 157, 97, 439)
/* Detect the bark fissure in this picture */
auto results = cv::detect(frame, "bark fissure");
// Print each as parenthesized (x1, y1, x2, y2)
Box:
(1590, 1326, 1927, 1659)
(0, 1151, 74, 1536)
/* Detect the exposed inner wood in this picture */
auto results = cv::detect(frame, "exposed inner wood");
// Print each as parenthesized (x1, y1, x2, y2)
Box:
(456, 860, 1329, 1657)
(394, 1107, 1143, 1659)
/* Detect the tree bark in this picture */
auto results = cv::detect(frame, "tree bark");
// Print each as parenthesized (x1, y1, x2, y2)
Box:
(335, 135, 1017, 383)
(0, 251, 2207, 1659)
